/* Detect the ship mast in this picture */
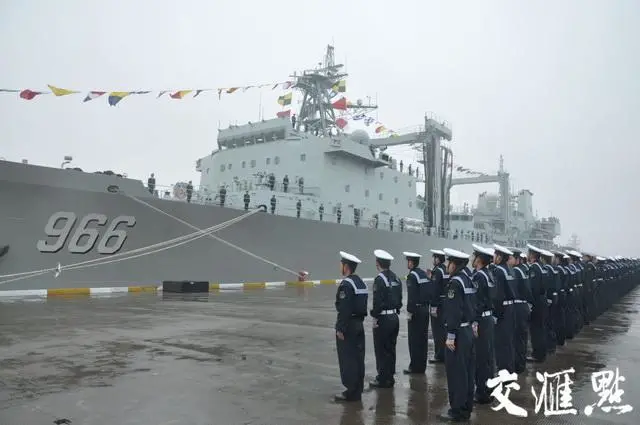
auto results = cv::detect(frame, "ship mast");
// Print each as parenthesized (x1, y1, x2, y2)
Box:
(291, 45, 377, 136)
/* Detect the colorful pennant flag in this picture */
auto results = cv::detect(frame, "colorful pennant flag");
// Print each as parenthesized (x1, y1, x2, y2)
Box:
(83, 91, 106, 102)
(336, 118, 348, 129)
(47, 85, 79, 97)
(331, 97, 347, 110)
(19, 89, 44, 100)
(170, 90, 192, 99)
(107, 92, 130, 107)
(276, 109, 291, 118)
(277, 92, 292, 106)
(332, 80, 346, 93)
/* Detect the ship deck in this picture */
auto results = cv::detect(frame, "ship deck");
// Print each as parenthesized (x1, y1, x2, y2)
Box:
(1, 286, 639, 424)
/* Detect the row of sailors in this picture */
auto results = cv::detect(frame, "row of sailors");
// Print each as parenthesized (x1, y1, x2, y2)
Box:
(333, 247, 640, 422)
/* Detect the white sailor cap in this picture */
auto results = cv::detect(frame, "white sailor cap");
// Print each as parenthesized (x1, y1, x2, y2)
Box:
(520, 252, 527, 259)
(566, 250, 582, 258)
(563, 254, 571, 259)
(493, 244, 513, 256)
(443, 248, 470, 260)
(339, 251, 361, 264)
(430, 249, 446, 256)
(527, 244, 544, 255)
(374, 249, 394, 261)
(596, 256, 606, 261)
(471, 244, 494, 257)
(402, 251, 422, 259)
(541, 249, 554, 258)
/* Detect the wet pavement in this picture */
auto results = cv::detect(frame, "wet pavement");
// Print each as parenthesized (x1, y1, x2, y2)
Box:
(1, 285, 639, 425)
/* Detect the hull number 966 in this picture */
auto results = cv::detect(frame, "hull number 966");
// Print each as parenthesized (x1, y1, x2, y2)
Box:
(37, 212, 137, 255)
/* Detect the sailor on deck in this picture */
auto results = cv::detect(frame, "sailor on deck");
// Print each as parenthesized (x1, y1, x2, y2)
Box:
(402, 251, 431, 375)
(439, 248, 476, 422)
(370, 249, 401, 388)
(492, 244, 517, 373)
(470, 244, 496, 405)
(526, 244, 548, 363)
(429, 249, 449, 364)
(334, 251, 368, 402)
(510, 247, 532, 374)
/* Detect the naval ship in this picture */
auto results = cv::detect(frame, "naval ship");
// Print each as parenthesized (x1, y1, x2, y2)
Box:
(0, 45, 561, 291)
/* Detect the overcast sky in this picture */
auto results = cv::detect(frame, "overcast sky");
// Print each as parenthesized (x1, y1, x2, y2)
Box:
(1, 0, 638, 256)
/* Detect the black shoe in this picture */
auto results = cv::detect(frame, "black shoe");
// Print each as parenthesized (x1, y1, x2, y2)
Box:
(0, 245, 8, 259)
(429, 358, 444, 364)
(526, 356, 545, 363)
(437, 411, 467, 422)
(334, 393, 360, 402)
(403, 368, 424, 375)
(369, 379, 394, 388)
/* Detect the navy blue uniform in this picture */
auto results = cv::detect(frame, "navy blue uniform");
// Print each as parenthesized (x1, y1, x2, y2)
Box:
(335, 275, 368, 400)
(430, 264, 449, 362)
(405, 267, 431, 373)
(493, 264, 517, 373)
(443, 271, 476, 420)
(472, 267, 496, 402)
(556, 263, 569, 345)
(512, 265, 531, 373)
(371, 270, 401, 386)
(542, 263, 559, 353)
(528, 262, 547, 361)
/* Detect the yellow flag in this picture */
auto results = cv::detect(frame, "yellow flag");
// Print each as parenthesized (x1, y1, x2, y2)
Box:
(47, 85, 79, 96)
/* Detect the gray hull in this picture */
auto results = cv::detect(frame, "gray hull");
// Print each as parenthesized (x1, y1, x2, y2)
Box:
(0, 160, 473, 290)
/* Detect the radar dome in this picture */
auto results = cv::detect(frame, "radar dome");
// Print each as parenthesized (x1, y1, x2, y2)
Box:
(350, 129, 370, 145)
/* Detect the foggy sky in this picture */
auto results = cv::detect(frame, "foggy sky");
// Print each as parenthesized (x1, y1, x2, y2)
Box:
(1, 0, 638, 256)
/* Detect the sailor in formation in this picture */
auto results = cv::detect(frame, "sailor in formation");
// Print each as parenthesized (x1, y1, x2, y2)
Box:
(440, 248, 476, 422)
(370, 249, 401, 388)
(491, 244, 518, 374)
(429, 249, 449, 364)
(470, 244, 496, 405)
(334, 251, 368, 402)
(510, 247, 532, 374)
(402, 251, 431, 375)
(331, 247, 640, 420)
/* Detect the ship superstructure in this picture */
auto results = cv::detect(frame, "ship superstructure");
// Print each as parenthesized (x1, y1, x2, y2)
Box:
(196, 45, 456, 236)
(447, 155, 561, 248)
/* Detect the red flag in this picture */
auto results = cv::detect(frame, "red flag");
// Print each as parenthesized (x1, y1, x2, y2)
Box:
(331, 97, 347, 110)
(19, 89, 42, 100)
(336, 118, 348, 129)
(277, 109, 291, 118)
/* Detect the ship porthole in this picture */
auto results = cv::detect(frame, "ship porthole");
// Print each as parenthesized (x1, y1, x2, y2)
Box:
(107, 185, 119, 193)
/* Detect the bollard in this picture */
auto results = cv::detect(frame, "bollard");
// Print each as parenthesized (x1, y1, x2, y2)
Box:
(298, 270, 309, 282)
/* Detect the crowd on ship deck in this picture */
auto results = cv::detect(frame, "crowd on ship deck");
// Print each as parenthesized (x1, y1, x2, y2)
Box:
(332, 245, 639, 421)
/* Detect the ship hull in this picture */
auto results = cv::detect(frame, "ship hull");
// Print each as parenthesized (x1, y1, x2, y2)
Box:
(0, 178, 474, 291)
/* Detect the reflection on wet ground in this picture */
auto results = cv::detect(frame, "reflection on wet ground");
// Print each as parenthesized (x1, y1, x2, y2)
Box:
(1, 286, 639, 424)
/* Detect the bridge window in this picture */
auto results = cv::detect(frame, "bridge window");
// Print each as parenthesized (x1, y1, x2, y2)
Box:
(228, 163, 232, 170)
(274, 156, 280, 165)
(250, 159, 256, 168)
(220, 164, 226, 172)
(365, 189, 370, 198)
(300, 153, 306, 162)
(409, 201, 413, 207)
(379, 172, 384, 179)
(345, 185, 350, 193)
(331, 157, 336, 165)
(206, 168, 210, 174)
(394, 176, 398, 183)
(266, 158, 271, 165)
(378, 193, 383, 201)
(408, 181, 412, 187)
(242, 161, 246, 168)
(394, 197, 398, 204)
